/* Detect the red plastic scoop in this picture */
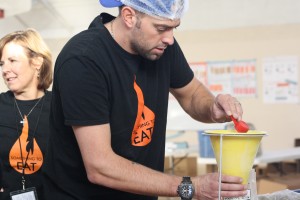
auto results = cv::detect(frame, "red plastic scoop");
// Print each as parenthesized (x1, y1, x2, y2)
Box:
(230, 116, 249, 133)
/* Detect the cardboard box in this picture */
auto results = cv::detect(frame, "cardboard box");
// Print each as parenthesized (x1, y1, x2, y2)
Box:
(257, 174, 300, 194)
(164, 156, 197, 176)
(257, 179, 288, 194)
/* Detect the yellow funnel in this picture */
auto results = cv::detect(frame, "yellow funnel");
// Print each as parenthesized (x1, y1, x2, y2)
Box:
(204, 130, 267, 184)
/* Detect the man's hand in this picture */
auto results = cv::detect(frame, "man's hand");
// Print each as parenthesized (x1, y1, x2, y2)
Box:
(192, 173, 248, 200)
(211, 94, 243, 123)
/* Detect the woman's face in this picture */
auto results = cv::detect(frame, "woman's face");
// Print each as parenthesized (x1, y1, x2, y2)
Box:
(0, 42, 38, 95)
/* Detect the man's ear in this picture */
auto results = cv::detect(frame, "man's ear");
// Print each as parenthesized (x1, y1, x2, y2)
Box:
(121, 6, 138, 28)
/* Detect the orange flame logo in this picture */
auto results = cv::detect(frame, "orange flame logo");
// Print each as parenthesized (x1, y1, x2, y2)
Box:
(131, 79, 155, 146)
(9, 116, 43, 174)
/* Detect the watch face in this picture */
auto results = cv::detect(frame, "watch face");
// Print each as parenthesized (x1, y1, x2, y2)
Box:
(179, 184, 194, 198)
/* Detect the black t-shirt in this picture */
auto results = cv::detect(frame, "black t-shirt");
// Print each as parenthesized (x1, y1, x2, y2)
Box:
(42, 13, 194, 200)
(0, 91, 51, 200)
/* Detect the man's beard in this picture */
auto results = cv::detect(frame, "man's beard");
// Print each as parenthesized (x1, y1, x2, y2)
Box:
(131, 40, 164, 61)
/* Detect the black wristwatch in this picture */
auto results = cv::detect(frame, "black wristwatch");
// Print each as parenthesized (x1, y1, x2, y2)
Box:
(177, 176, 195, 200)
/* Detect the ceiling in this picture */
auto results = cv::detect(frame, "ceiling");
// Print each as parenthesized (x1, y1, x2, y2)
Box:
(1, 0, 300, 39)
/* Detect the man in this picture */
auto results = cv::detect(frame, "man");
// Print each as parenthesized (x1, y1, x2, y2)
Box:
(42, 0, 248, 199)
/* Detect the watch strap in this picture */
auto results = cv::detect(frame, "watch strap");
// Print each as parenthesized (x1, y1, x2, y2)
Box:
(182, 176, 192, 183)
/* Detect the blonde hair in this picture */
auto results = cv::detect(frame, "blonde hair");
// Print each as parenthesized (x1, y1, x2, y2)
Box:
(0, 28, 53, 90)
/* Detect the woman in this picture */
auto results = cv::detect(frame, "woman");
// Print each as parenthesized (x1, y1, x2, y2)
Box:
(0, 28, 52, 199)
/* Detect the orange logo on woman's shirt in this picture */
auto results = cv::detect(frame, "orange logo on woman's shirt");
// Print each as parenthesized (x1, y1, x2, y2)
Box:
(9, 116, 43, 174)
(131, 78, 155, 147)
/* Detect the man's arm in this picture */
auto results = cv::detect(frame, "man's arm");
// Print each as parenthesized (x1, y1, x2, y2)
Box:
(73, 124, 181, 197)
(73, 124, 247, 199)
(170, 77, 243, 123)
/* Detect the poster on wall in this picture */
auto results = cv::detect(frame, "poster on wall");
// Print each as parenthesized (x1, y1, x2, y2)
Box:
(169, 60, 257, 99)
(231, 59, 257, 98)
(262, 56, 299, 104)
(206, 60, 257, 97)
(207, 61, 232, 96)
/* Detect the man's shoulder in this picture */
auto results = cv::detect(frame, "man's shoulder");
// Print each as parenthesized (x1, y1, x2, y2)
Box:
(56, 28, 109, 64)
(59, 13, 113, 54)
(88, 13, 114, 29)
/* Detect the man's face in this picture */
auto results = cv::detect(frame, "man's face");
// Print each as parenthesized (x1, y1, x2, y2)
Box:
(129, 14, 181, 61)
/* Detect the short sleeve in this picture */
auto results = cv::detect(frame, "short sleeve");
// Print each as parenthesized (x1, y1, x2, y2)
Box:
(169, 39, 194, 89)
(56, 56, 110, 126)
